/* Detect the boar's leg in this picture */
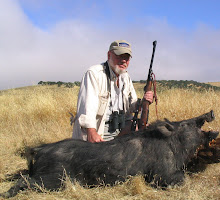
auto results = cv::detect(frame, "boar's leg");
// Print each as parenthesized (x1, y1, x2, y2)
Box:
(204, 130, 219, 144)
(0, 176, 40, 198)
(148, 170, 184, 188)
(166, 170, 185, 186)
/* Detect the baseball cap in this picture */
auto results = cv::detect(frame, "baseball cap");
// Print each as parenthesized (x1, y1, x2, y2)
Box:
(109, 40, 132, 57)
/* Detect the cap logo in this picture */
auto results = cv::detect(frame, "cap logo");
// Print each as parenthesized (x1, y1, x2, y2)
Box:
(119, 42, 130, 48)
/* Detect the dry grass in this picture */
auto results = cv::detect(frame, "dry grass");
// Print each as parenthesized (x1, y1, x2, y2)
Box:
(0, 84, 220, 200)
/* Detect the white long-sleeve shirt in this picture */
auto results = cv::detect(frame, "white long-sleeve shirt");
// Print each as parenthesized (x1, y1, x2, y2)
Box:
(72, 62, 137, 141)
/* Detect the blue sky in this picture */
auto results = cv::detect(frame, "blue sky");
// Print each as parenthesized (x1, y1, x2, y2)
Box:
(18, 0, 220, 30)
(0, 0, 220, 90)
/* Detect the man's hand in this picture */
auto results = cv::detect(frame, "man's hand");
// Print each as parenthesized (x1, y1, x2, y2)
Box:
(87, 128, 104, 143)
(143, 91, 154, 104)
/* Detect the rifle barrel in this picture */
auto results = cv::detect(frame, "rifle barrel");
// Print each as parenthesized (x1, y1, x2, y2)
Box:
(148, 41, 157, 79)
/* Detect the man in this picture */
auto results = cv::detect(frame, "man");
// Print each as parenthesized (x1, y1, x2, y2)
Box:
(72, 40, 153, 142)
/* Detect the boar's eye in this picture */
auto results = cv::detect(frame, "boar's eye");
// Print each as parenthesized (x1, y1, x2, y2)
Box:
(180, 121, 197, 128)
(180, 121, 188, 128)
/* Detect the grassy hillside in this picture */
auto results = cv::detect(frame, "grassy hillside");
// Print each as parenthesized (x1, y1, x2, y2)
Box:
(208, 82, 220, 87)
(136, 80, 220, 92)
(0, 84, 219, 199)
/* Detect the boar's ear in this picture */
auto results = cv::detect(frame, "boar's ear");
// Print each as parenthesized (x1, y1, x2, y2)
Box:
(157, 122, 174, 137)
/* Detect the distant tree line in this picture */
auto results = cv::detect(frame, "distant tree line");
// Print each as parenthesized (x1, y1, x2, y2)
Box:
(38, 80, 220, 91)
(133, 80, 220, 91)
(38, 81, 80, 88)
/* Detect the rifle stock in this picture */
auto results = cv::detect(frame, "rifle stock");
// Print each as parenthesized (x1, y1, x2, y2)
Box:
(138, 80, 152, 130)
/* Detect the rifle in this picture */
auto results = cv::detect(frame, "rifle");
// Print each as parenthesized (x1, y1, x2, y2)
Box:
(131, 40, 157, 131)
(131, 98, 141, 131)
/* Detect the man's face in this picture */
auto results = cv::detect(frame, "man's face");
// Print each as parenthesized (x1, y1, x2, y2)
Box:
(108, 51, 131, 75)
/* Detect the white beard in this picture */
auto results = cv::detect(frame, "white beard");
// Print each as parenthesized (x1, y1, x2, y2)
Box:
(108, 58, 127, 75)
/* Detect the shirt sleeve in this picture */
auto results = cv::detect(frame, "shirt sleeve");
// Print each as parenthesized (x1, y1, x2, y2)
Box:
(77, 70, 100, 129)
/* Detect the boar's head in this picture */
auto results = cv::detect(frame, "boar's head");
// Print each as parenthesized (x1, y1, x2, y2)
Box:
(150, 110, 219, 160)
(179, 110, 218, 147)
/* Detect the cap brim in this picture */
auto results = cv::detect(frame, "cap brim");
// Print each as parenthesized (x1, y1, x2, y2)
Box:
(113, 49, 132, 56)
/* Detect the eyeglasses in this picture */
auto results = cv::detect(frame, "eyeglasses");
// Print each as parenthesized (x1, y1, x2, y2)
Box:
(112, 52, 131, 61)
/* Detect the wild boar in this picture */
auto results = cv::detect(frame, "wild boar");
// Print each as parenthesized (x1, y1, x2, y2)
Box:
(1, 110, 218, 198)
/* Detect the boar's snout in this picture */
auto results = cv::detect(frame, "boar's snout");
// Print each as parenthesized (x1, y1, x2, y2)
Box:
(196, 110, 215, 128)
(205, 110, 215, 122)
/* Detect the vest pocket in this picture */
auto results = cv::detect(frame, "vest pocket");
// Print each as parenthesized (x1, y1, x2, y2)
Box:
(97, 93, 109, 116)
